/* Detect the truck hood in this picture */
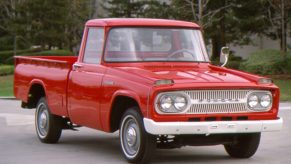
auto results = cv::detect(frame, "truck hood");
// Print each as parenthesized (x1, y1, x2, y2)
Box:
(114, 64, 254, 84)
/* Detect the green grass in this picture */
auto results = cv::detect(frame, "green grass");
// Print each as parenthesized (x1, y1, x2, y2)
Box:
(273, 79, 291, 101)
(0, 65, 14, 76)
(0, 75, 13, 97)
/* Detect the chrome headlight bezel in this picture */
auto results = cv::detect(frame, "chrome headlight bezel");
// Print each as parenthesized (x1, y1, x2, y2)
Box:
(155, 92, 191, 114)
(247, 91, 273, 111)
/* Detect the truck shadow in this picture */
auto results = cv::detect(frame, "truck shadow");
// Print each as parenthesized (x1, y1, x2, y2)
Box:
(59, 132, 123, 159)
(56, 130, 247, 163)
(153, 150, 231, 163)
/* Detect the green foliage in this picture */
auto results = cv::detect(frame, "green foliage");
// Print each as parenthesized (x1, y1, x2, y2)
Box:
(0, 36, 14, 51)
(23, 0, 70, 48)
(228, 53, 243, 61)
(225, 61, 242, 70)
(286, 52, 291, 74)
(142, 0, 173, 18)
(273, 79, 291, 101)
(0, 0, 93, 51)
(24, 50, 73, 56)
(103, 0, 145, 17)
(171, 0, 273, 59)
(0, 65, 14, 76)
(3, 49, 73, 64)
(211, 51, 243, 69)
(226, 53, 243, 69)
(0, 48, 42, 64)
(239, 49, 287, 75)
(102, 0, 172, 18)
(0, 75, 13, 97)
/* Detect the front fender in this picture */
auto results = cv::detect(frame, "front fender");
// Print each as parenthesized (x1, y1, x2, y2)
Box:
(110, 89, 143, 113)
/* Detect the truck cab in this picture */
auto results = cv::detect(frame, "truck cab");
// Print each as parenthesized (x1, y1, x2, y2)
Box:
(14, 18, 282, 163)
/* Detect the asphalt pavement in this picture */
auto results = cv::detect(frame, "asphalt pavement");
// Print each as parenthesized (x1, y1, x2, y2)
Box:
(0, 99, 290, 164)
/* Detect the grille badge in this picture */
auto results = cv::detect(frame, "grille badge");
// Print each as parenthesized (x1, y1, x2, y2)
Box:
(193, 98, 244, 104)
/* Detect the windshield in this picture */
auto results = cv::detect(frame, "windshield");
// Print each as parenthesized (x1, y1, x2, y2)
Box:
(104, 27, 209, 62)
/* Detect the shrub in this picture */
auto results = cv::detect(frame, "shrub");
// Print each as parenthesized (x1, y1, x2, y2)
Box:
(211, 52, 243, 69)
(0, 65, 14, 76)
(4, 49, 74, 64)
(239, 49, 287, 75)
(0, 48, 42, 64)
(286, 52, 291, 74)
(225, 61, 242, 69)
(228, 53, 243, 61)
(23, 49, 73, 56)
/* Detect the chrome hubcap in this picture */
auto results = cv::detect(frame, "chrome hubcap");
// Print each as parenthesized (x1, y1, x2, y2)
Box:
(40, 112, 48, 129)
(121, 115, 141, 158)
(126, 127, 137, 147)
(36, 103, 49, 138)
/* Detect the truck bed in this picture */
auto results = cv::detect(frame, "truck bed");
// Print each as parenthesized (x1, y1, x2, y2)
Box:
(14, 56, 77, 117)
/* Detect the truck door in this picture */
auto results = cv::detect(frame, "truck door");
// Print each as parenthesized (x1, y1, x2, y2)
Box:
(67, 27, 105, 130)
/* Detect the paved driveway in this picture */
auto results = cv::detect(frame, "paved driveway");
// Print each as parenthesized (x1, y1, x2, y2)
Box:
(0, 99, 290, 164)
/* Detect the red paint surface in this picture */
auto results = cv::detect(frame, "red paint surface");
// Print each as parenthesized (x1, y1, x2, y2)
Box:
(14, 19, 280, 133)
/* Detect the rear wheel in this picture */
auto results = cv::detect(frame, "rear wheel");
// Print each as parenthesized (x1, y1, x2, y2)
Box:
(120, 107, 156, 163)
(224, 133, 261, 158)
(35, 97, 63, 143)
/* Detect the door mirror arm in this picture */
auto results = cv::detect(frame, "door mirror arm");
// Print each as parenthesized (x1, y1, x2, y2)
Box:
(220, 47, 230, 67)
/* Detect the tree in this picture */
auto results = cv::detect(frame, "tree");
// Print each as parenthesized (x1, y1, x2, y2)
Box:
(266, 0, 291, 54)
(171, 0, 272, 59)
(22, 0, 74, 49)
(0, 0, 30, 51)
(102, 0, 172, 18)
(142, 0, 173, 18)
(63, 0, 95, 51)
(171, 0, 231, 59)
(0, 0, 94, 52)
(102, 0, 147, 18)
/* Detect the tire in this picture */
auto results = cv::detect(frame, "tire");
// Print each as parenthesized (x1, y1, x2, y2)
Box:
(224, 133, 261, 158)
(35, 97, 62, 143)
(120, 107, 156, 163)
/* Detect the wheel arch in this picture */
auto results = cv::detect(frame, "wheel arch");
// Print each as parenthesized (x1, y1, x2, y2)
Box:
(23, 79, 47, 109)
(109, 91, 143, 132)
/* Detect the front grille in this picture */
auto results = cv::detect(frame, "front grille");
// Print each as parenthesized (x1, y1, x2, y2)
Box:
(184, 90, 250, 114)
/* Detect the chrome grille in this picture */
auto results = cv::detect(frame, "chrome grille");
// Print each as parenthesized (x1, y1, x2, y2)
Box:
(184, 90, 250, 114)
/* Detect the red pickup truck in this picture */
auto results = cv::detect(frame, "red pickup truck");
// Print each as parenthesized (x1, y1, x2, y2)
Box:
(14, 18, 282, 163)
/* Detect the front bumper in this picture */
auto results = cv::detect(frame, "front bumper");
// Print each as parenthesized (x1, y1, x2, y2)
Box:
(143, 118, 283, 135)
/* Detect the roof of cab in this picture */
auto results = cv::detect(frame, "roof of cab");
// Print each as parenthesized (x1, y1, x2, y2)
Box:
(85, 18, 200, 28)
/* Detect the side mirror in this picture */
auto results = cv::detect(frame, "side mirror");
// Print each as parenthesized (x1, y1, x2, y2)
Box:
(220, 47, 230, 67)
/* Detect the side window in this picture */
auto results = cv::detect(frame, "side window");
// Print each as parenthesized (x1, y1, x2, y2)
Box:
(83, 28, 104, 64)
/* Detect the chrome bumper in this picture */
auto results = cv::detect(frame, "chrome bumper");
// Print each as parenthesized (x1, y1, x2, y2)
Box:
(143, 118, 283, 135)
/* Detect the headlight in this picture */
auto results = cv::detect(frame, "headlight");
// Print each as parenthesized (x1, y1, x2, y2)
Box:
(160, 95, 172, 111)
(247, 91, 272, 111)
(260, 94, 272, 108)
(248, 94, 258, 108)
(174, 96, 187, 111)
(156, 92, 190, 114)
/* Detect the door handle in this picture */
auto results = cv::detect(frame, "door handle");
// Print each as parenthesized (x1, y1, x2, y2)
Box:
(73, 63, 83, 70)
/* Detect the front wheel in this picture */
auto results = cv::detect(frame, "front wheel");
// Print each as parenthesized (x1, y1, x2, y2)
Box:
(35, 97, 63, 143)
(224, 133, 261, 158)
(120, 107, 156, 163)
